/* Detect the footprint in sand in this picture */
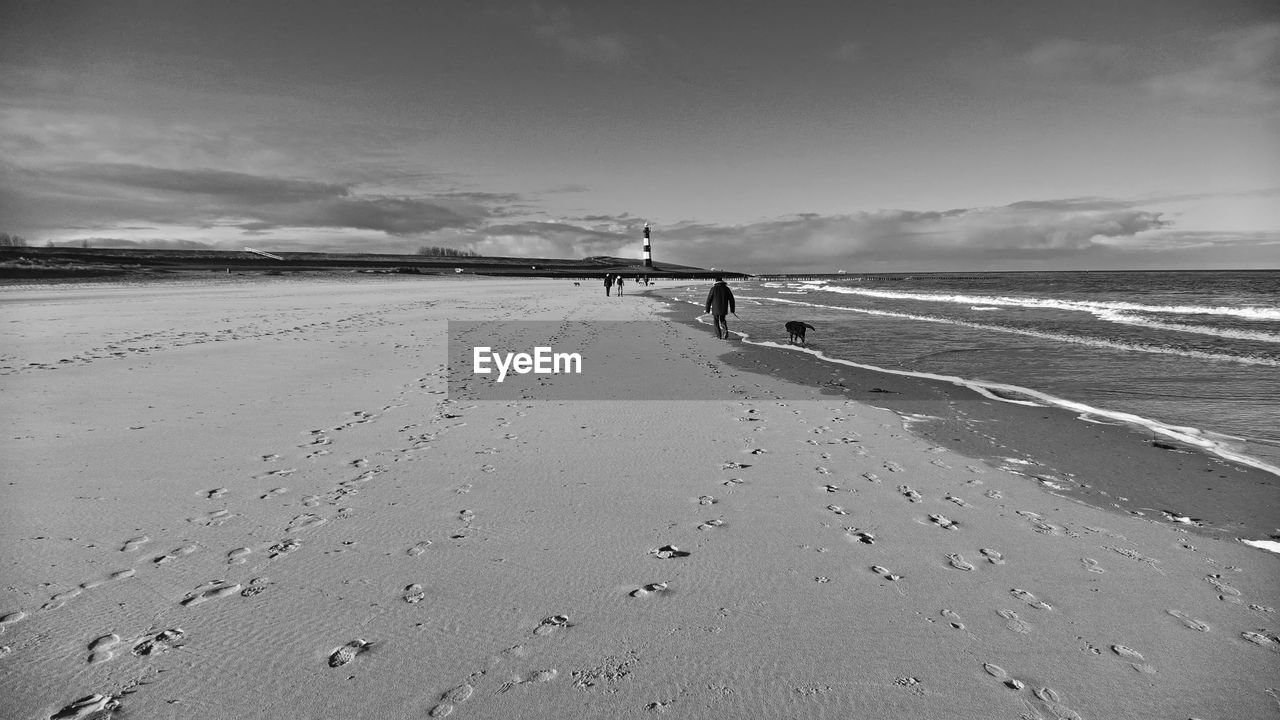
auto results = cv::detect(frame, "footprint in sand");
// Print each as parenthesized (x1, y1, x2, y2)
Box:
(827, 505, 848, 515)
(120, 536, 149, 552)
(941, 609, 966, 630)
(428, 682, 476, 717)
(1081, 558, 1105, 573)
(931, 459, 952, 469)
(240, 577, 269, 597)
(260, 487, 287, 499)
(87, 633, 121, 664)
(883, 461, 904, 472)
(42, 588, 84, 610)
(721, 461, 750, 470)
(227, 547, 251, 565)
(188, 509, 233, 526)
(302, 495, 321, 507)
(205, 488, 228, 499)
(285, 513, 327, 532)
(407, 541, 432, 556)
(1112, 644, 1157, 672)
(980, 548, 1006, 565)
(1011, 588, 1052, 610)
(533, 615, 571, 636)
(982, 662, 1025, 690)
(984, 489, 1003, 500)
(49, 694, 120, 720)
(1032, 686, 1083, 720)
(498, 668, 558, 693)
(649, 545, 690, 559)
(267, 538, 301, 559)
(404, 584, 426, 604)
(180, 581, 241, 607)
(862, 472, 881, 483)
(871, 565, 904, 581)
(629, 582, 670, 598)
(697, 495, 717, 506)
(1242, 631, 1280, 652)
(998, 609, 1032, 634)
(697, 518, 725, 531)
(845, 528, 875, 544)
(328, 638, 372, 667)
(815, 466, 831, 475)
(946, 553, 975, 571)
(131, 628, 184, 656)
(1, 611, 27, 628)
(928, 514, 959, 530)
(722, 478, 745, 487)
(897, 485, 923, 502)
(153, 544, 198, 565)
(254, 468, 298, 480)
(945, 495, 968, 507)
(1205, 574, 1243, 603)
(1166, 609, 1210, 632)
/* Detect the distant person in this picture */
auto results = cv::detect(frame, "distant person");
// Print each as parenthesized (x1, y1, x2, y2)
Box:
(604, 274, 613, 296)
(704, 277, 736, 339)
(616, 275, 624, 296)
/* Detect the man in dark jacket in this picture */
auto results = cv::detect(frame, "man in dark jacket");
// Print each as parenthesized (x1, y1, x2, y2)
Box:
(704, 277, 736, 340)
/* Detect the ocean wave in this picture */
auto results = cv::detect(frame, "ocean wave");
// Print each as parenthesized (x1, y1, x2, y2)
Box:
(1097, 310, 1280, 344)
(703, 314, 1280, 479)
(739, 294, 1280, 368)
(800, 283, 1280, 321)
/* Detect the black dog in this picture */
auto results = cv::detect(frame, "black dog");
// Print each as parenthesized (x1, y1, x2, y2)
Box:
(786, 321, 815, 345)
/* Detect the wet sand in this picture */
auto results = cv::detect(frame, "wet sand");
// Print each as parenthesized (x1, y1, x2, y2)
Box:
(1, 276, 1277, 719)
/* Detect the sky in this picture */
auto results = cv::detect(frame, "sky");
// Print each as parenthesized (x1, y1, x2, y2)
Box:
(1, 1, 1278, 272)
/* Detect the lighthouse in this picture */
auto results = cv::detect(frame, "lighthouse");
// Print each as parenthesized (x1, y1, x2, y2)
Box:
(642, 223, 652, 268)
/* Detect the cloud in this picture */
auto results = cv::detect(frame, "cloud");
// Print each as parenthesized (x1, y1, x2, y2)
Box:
(529, 6, 630, 65)
(64, 163, 349, 205)
(1146, 23, 1280, 114)
(647, 200, 1178, 271)
(1022, 38, 1136, 83)
(831, 41, 861, 64)
(1019, 23, 1280, 115)
(9, 161, 502, 238)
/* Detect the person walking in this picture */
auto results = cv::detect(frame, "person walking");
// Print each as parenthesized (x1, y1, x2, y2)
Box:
(704, 277, 736, 339)
(615, 275, 624, 296)
(604, 274, 613, 296)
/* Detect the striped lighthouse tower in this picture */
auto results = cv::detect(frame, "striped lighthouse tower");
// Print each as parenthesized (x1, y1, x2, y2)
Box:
(642, 223, 652, 268)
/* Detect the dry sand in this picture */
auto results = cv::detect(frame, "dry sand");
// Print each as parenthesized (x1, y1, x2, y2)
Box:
(1, 276, 1277, 719)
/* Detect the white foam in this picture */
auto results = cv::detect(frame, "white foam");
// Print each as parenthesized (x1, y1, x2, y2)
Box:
(1241, 539, 1280, 554)
(739, 294, 1280, 367)
(1096, 309, 1280, 343)
(811, 285, 1280, 321)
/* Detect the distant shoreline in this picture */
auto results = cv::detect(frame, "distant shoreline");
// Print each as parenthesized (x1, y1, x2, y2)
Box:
(0, 246, 741, 281)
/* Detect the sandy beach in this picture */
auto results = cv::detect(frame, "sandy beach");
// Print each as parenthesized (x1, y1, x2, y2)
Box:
(2, 276, 1277, 719)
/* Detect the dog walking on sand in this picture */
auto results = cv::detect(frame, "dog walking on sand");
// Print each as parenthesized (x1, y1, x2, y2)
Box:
(786, 321, 815, 345)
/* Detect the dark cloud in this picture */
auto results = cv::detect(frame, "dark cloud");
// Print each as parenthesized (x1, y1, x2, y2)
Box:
(63, 163, 350, 204)
(12, 162, 501, 238)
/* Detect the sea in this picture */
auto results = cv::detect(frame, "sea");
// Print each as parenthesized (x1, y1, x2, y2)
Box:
(661, 270, 1280, 483)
